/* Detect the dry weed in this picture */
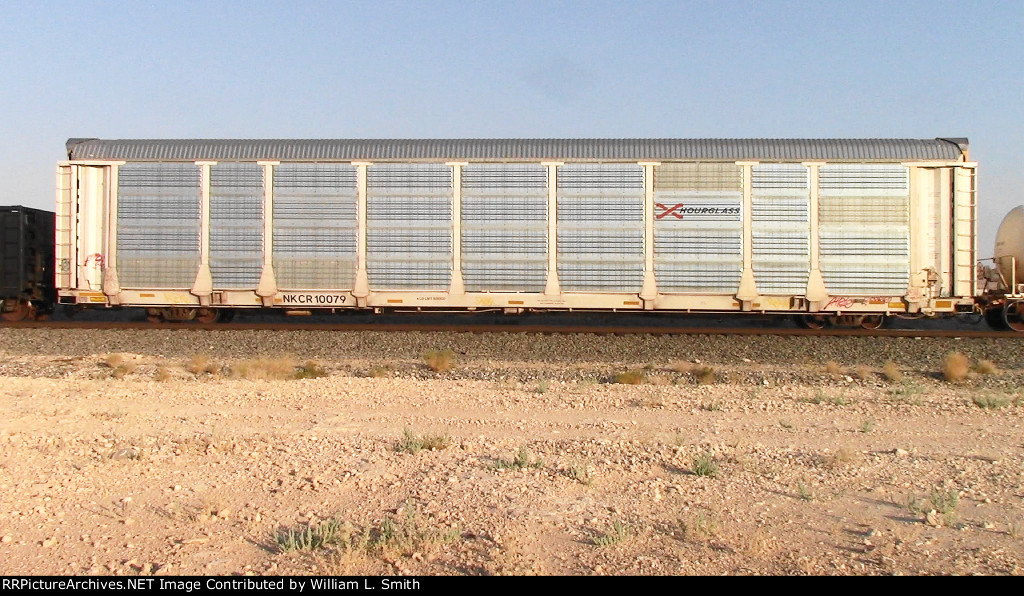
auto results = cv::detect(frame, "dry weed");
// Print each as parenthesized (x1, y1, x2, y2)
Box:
(229, 356, 297, 380)
(882, 361, 903, 383)
(648, 374, 672, 386)
(941, 352, 970, 382)
(368, 366, 392, 378)
(828, 446, 863, 468)
(694, 366, 716, 385)
(825, 361, 844, 376)
(613, 369, 647, 385)
(294, 360, 329, 379)
(974, 359, 999, 375)
(187, 354, 220, 376)
(111, 363, 135, 379)
(422, 350, 455, 373)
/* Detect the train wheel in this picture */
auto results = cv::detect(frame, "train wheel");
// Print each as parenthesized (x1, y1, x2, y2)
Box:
(1, 299, 33, 322)
(146, 308, 164, 324)
(795, 314, 829, 329)
(985, 307, 1010, 331)
(860, 315, 885, 330)
(195, 308, 219, 324)
(1002, 301, 1024, 332)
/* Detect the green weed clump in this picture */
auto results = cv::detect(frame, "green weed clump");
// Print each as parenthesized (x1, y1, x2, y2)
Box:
(395, 429, 451, 454)
(972, 393, 1011, 410)
(593, 519, 631, 547)
(495, 446, 544, 470)
(294, 361, 329, 379)
(692, 452, 719, 478)
(275, 518, 348, 553)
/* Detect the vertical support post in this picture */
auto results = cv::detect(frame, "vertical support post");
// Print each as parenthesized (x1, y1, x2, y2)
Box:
(256, 162, 278, 305)
(55, 164, 74, 290)
(938, 167, 952, 293)
(447, 162, 466, 295)
(542, 162, 562, 296)
(102, 164, 122, 302)
(638, 162, 659, 307)
(192, 162, 215, 305)
(735, 161, 758, 305)
(904, 165, 928, 303)
(352, 162, 371, 306)
(952, 164, 978, 298)
(803, 162, 828, 307)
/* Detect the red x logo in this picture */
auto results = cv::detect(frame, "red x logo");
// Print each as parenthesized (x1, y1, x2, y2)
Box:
(656, 203, 684, 219)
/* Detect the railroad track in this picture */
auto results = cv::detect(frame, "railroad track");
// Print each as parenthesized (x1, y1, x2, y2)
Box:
(0, 319, 1019, 338)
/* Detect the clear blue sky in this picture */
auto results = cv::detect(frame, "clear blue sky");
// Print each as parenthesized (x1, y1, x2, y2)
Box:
(1, 0, 1021, 250)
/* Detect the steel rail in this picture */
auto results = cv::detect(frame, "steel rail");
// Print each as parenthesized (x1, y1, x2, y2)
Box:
(0, 320, 1019, 338)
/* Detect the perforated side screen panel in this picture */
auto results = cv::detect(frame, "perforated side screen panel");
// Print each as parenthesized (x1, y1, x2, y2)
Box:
(556, 164, 644, 292)
(117, 163, 200, 288)
(653, 163, 742, 293)
(752, 164, 810, 295)
(819, 164, 909, 295)
(272, 164, 357, 290)
(367, 164, 452, 290)
(461, 164, 547, 292)
(210, 163, 264, 289)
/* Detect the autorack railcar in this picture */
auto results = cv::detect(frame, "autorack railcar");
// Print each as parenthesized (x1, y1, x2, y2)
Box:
(55, 138, 982, 327)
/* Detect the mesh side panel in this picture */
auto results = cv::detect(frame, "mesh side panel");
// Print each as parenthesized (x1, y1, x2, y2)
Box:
(654, 162, 742, 191)
(367, 164, 452, 290)
(462, 164, 547, 292)
(272, 163, 357, 289)
(653, 164, 743, 293)
(819, 164, 909, 295)
(752, 164, 810, 295)
(117, 163, 200, 288)
(557, 164, 644, 292)
(210, 163, 263, 289)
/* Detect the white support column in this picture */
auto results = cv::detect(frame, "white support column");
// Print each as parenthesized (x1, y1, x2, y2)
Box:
(904, 165, 927, 304)
(938, 167, 952, 292)
(952, 164, 978, 298)
(69, 167, 79, 289)
(55, 164, 74, 290)
(639, 162, 659, 307)
(192, 162, 216, 305)
(102, 164, 121, 303)
(542, 162, 562, 296)
(256, 162, 279, 305)
(735, 161, 758, 305)
(447, 162, 466, 295)
(352, 162, 371, 306)
(803, 162, 828, 307)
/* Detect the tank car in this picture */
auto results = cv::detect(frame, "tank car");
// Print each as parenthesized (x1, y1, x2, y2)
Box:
(54, 138, 979, 326)
(978, 205, 1024, 330)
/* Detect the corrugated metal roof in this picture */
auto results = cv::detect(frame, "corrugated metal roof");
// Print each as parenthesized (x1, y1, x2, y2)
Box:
(66, 138, 967, 162)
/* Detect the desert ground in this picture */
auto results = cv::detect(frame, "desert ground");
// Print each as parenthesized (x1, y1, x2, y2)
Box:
(0, 328, 1021, 575)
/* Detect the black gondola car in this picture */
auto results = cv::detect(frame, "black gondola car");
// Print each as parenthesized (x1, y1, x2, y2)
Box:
(0, 205, 54, 320)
